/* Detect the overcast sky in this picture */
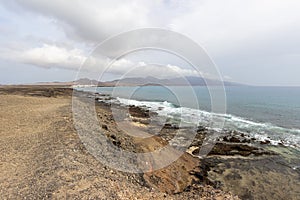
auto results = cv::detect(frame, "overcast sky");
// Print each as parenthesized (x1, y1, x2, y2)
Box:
(0, 0, 300, 85)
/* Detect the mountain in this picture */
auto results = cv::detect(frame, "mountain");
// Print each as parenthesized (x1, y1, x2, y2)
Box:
(25, 77, 243, 87)
(97, 76, 244, 87)
(75, 78, 99, 85)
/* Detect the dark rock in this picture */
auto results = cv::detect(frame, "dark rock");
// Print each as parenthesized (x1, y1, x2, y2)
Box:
(102, 124, 108, 130)
(241, 138, 251, 143)
(109, 134, 117, 140)
(228, 136, 241, 143)
(129, 105, 150, 118)
(260, 140, 271, 145)
(223, 136, 229, 142)
(112, 140, 121, 147)
(163, 123, 179, 129)
(158, 107, 164, 110)
(209, 142, 276, 157)
(223, 135, 243, 143)
(197, 126, 206, 132)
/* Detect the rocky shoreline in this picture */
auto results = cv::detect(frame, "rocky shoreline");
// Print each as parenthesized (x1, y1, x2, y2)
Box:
(0, 86, 299, 199)
(86, 89, 300, 199)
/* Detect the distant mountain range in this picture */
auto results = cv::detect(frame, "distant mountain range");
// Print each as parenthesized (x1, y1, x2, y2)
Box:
(75, 76, 244, 87)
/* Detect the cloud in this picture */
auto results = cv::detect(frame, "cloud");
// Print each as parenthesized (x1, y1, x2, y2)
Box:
(105, 61, 200, 79)
(22, 44, 86, 69)
(82, 56, 202, 79)
(171, 0, 300, 55)
(0, 42, 200, 79)
(1, 0, 300, 85)
(0, 43, 86, 70)
(6, 0, 159, 43)
(7, 0, 300, 60)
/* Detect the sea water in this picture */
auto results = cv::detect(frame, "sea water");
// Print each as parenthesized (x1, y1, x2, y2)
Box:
(79, 86, 300, 149)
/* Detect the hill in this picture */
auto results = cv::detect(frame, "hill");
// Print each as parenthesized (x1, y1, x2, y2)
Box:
(97, 76, 244, 87)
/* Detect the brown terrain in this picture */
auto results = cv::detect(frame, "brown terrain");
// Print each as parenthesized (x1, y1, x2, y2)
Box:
(1, 85, 299, 200)
(0, 86, 239, 199)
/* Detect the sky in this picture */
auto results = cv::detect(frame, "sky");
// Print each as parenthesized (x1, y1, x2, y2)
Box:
(0, 0, 300, 86)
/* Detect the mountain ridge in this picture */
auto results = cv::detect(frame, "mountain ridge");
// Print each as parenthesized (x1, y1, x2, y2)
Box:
(93, 76, 245, 87)
(23, 76, 245, 86)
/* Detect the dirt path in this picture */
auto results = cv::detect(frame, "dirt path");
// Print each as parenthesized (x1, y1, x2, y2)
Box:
(0, 95, 156, 199)
(0, 95, 68, 197)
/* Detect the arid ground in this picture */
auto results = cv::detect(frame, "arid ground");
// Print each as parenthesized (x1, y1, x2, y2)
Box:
(0, 86, 238, 199)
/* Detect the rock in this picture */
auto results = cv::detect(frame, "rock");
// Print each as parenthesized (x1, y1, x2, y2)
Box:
(187, 146, 200, 156)
(223, 136, 241, 143)
(222, 132, 251, 143)
(223, 136, 229, 142)
(102, 124, 108, 130)
(109, 134, 117, 140)
(209, 142, 276, 157)
(112, 140, 121, 147)
(260, 140, 271, 145)
(197, 126, 207, 132)
(129, 105, 150, 118)
(241, 139, 251, 143)
(229, 136, 241, 143)
(163, 123, 179, 129)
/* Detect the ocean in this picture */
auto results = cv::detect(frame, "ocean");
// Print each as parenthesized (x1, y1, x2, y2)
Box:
(79, 86, 300, 149)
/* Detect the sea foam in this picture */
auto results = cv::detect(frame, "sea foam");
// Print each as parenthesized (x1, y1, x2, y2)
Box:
(115, 97, 300, 149)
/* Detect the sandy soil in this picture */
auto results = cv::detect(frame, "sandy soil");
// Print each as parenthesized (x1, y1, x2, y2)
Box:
(0, 86, 238, 199)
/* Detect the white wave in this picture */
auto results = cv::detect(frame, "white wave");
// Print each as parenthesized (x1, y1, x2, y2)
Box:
(115, 97, 300, 149)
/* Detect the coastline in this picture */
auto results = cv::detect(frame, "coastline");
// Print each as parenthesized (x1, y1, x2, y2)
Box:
(0, 85, 299, 199)
(0, 86, 238, 199)
(88, 88, 300, 199)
